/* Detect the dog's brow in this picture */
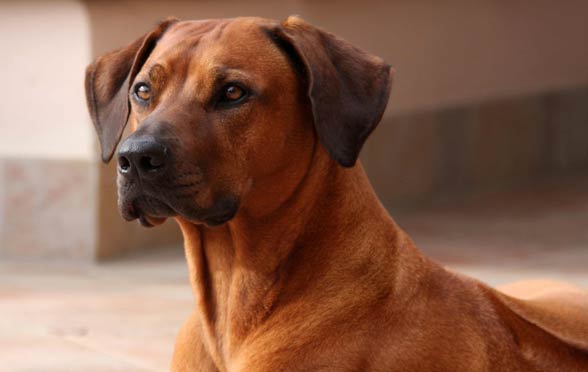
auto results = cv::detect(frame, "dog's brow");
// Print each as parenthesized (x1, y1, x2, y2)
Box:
(147, 64, 165, 79)
(210, 66, 253, 84)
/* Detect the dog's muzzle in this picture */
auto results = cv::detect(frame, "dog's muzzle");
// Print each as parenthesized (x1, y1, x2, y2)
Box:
(116, 134, 175, 226)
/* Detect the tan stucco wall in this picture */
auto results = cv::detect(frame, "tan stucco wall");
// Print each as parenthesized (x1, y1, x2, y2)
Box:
(0, 1, 94, 160)
(0, 1, 99, 260)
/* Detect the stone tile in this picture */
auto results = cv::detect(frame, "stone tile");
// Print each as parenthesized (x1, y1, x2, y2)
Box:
(0, 332, 151, 372)
(0, 158, 97, 260)
(0, 251, 192, 372)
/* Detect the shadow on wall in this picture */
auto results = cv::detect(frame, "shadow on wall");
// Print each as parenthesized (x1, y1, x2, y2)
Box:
(363, 87, 588, 209)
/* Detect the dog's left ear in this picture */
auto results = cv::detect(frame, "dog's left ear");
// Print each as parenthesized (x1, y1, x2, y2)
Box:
(85, 18, 178, 162)
(268, 16, 394, 167)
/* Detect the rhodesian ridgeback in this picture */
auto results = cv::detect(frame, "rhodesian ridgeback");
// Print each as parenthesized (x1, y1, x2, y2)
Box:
(85, 16, 588, 371)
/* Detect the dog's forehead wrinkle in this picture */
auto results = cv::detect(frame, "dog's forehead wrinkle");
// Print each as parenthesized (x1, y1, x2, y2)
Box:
(207, 20, 230, 42)
(153, 20, 227, 60)
(209, 66, 254, 82)
(146, 63, 166, 81)
(151, 19, 282, 80)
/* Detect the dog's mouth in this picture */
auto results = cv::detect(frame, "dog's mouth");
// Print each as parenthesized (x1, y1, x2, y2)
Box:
(118, 186, 240, 228)
(119, 194, 175, 228)
(138, 215, 167, 228)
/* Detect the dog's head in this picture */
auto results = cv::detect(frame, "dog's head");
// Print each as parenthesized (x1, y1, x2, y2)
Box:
(85, 16, 393, 227)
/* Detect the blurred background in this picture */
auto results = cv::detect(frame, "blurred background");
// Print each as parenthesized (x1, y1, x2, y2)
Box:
(1, 0, 587, 371)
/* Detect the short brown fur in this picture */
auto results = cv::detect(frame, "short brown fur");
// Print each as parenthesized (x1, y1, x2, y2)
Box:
(85, 16, 588, 372)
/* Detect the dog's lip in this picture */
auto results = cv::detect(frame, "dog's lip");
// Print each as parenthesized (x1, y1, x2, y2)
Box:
(138, 215, 166, 228)
(121, 202, 139, 221)
(119, 195, 172, 227)
(119, 189, 238, 227)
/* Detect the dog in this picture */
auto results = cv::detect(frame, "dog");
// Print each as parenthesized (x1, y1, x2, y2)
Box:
(85, 16, 588, 371)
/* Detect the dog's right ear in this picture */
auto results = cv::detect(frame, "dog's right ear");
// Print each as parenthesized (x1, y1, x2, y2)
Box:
(85, 18, 178, 163)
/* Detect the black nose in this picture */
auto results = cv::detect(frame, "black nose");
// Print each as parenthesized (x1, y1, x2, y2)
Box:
(117, 136, 168, 176)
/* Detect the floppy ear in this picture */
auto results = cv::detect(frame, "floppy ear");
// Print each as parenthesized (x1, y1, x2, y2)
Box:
(85, 18, 178, 162)
(268, 16, 394, 167)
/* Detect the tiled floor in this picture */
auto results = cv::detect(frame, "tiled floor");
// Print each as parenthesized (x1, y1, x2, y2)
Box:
(0, 254, 192, 372)
(1, 176, 587, 371)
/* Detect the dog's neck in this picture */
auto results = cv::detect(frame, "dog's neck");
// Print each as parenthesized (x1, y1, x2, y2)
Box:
(176, 146, 423, 368)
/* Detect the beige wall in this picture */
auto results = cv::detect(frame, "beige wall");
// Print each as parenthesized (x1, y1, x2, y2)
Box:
(0, 1, 100, 260)
(0, 1, 94, 160)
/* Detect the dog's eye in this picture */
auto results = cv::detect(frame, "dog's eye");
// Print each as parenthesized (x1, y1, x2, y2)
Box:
(221, 85, 246, 103)
(134, 83, 151, 102)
